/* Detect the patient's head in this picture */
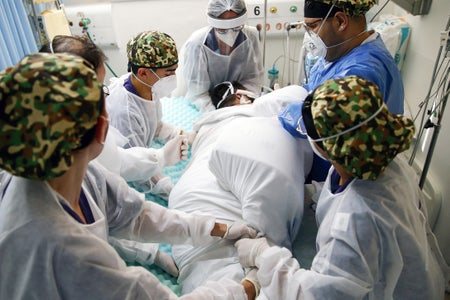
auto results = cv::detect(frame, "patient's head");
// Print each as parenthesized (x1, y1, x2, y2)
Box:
(211, 81, 257, 109)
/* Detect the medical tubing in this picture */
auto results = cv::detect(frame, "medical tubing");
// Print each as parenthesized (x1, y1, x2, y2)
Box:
(369, 0, 391, 22)
(419, 73, 449, 189)
(409, 16, 450, 165)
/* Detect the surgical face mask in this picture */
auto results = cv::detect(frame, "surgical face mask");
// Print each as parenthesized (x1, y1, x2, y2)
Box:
(307, 136, 328, 161)
(216, 30, 240, 47)
(303, 3, 367, 59)
(151, 70, 177, 98)
(305, 31, 327, 58)
(133, 70, 177, 99)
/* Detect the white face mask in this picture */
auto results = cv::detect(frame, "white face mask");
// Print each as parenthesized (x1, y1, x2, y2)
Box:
(132, 70, 177, 99)
(305, 31, 328, 58)
(217, 30, 240, 47)
(152, 72, 177, 99)
(307, 136, 328, 161)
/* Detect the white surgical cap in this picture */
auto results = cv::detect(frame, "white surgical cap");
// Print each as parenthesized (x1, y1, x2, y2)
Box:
(207, 0, 247, 18)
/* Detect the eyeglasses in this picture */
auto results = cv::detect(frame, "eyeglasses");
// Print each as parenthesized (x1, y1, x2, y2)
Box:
(102, 84, 110, 96)
(301, 19, 323, 35)
(215, 25, 244, 34)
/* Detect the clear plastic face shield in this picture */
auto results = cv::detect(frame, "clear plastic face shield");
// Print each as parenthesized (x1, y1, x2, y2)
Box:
(207, 12, 247, 47)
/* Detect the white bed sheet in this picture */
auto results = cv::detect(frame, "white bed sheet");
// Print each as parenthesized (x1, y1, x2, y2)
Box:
(168, 86, 312, 293)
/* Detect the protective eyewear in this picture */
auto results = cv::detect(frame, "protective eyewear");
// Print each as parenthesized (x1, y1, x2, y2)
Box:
(215, 25, 244, 34)
(301, 19, 323, 35)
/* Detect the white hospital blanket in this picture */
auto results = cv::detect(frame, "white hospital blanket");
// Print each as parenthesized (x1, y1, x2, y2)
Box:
(169, 85, 312, 293)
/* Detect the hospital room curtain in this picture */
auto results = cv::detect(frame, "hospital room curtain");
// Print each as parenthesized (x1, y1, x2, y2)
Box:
(0, 0, 38, 71)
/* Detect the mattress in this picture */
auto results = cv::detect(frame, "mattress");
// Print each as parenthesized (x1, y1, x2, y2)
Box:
(142, 96, 201, 295)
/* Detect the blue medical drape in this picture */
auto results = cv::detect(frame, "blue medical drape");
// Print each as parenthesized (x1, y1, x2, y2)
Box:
(0, 0, 38, 71)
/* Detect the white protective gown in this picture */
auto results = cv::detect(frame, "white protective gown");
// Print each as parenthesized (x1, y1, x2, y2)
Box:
(175, 26, 264, 112)
(0, 164, 248, 299)
(106, 73, 181, 148)
(254, 155, 449, 299)
(95, 125, 163, 182)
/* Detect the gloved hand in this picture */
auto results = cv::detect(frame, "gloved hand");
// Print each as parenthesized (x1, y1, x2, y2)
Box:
(150, 176, 174, 200)
(154, 250, 179, 278)
(185, 131, 197, 146)
(235, 237, 271, 268)
(156, 135, 188, 168)
(223, 222, 258, 240)
(242, 268, 260, 299)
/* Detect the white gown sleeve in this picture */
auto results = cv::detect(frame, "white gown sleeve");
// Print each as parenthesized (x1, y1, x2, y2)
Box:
(86, 161, 217, 247)
(58, 229, 247, 299)
(256, 245, 372, 300)
(155, 120, 182, 143)
(133, 201, 218, 247)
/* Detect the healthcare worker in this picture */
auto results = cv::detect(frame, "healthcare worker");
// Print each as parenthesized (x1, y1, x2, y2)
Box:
(235, 76, 450, 299)
(38, 34, 189, 276)
(106, 30, 193, 197)
(0, 53, 259, 299)
(174, 0, 264, 112)
(279, 0, 405, 182)
(40, 35, 186, 189)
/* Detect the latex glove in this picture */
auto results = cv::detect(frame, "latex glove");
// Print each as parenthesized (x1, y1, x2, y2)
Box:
(223, 222, 258, 240)
(185, 131, 197, 146)
(155, 135, 188, 168)
(150, 176, 174, 200)
(242, 268, 260, 299)
(154, 250, 179, 278)
(235, 237, 271, 268)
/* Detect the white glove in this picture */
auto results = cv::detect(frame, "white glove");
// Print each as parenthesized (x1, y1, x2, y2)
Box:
(154, 250, 179, 278)
(235, 237, 271, 268)
(223, 222, 258, 240)
(155, 135, 188, 168)
(242, 268, 260, 298)
(150, 176, 174, 200)
(185, 131, 197, 146)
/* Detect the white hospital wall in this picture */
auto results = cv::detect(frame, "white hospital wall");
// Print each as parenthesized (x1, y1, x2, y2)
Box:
(61, 0, 450, 263)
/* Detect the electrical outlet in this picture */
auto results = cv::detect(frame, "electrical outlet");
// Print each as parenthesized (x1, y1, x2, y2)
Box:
(245, 0, 304, 36)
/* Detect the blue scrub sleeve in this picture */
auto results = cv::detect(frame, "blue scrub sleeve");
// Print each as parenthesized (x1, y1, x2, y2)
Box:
(277, 102, 307, 139)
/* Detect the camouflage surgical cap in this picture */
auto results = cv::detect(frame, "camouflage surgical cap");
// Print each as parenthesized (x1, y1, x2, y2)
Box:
(310, 75, 415, 180)
(127, 31, 178, 69)
(0, 52, 103, 180)
(305, 0, 376, 17)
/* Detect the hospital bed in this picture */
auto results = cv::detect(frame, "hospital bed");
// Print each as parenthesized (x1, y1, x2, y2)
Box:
(146, 86, 314, 295)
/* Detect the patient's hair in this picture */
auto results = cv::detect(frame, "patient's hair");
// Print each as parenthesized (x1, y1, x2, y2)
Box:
(40, 35, 107, 71)
(210, 81, 247, 109)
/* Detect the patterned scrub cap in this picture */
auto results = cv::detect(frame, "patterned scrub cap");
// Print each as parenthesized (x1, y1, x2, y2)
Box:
(127, 31, 178, 68)
(0, 52, 103, 180)
(309, 0, 376, 16)
(310, 75, 415, 180)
